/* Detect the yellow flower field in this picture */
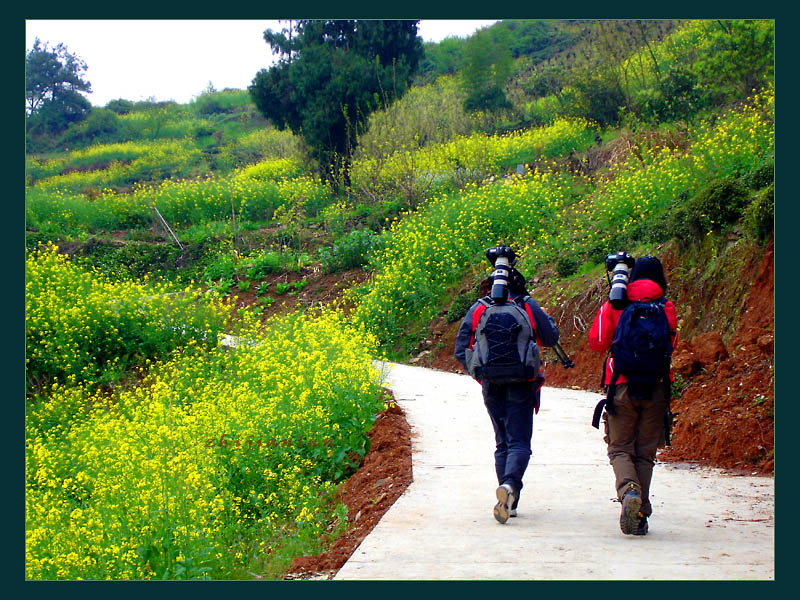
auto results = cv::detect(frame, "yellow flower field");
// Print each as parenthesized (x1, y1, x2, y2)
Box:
(26, 295, 385, 579)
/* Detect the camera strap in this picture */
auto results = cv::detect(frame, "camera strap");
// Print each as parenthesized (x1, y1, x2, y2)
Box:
(592, 368, 620, 429)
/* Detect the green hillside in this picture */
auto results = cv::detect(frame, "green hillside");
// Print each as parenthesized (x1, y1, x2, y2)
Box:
(25, 19, 774, 580)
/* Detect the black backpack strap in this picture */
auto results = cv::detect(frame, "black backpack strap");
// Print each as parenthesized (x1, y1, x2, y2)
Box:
(592, 368, 620, 429)
(591, 399, 605, 429)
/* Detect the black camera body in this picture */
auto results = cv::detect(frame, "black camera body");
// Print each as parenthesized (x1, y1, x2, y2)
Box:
(486, 245, 517, 304)
(605, 251, 635, 309)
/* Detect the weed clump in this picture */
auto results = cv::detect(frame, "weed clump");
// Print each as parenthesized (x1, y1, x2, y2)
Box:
(742, 183, 774, 242)
(446, 292, 477, 323)
(669, 176, 749, 243)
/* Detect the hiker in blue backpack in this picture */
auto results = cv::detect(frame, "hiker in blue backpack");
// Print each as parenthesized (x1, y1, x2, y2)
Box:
(589, 255, 678, 536)
(454, 246, 559, 524)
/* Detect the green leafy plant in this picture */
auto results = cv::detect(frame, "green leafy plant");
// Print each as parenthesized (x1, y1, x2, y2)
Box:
(203, 252, 237, 283)
(289, 278, 308, 295)
(742, 183, 774, 242)
(446, 292, 477, 323)
(318, 229, 380, 274)
(556, 255, 580, 278)
(212, 278, 234, 295)
(671, 373, 688, 400)
(241, 250, 283, 280)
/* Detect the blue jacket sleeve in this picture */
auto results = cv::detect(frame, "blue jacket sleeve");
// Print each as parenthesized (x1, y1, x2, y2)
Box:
(453, 303, 479, 370)
(525, 297, 559, 347)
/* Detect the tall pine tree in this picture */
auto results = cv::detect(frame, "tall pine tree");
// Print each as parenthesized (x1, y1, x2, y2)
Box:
(249, 20, 423, 188)
(26, 38, 92, 139)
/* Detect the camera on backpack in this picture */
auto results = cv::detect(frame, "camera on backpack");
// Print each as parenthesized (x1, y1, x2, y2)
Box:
(486, 245, 517, 304)
(605, 251, 635, 309)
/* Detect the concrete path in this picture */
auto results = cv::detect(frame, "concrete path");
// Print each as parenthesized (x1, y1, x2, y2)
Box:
(334, 362, 775, 581)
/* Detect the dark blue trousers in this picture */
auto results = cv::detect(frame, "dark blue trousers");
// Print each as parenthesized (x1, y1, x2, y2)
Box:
(482, 381, 538, 509)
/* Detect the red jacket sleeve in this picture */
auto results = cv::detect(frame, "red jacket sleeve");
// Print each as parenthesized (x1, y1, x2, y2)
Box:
(588, 300, 617, 353)
(664, 299, 679, 348)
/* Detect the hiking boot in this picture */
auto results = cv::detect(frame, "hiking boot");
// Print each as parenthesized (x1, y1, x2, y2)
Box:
(619, 484, 642, 535)
(633, 513, 649, 536)
(494, 483, 516, 524)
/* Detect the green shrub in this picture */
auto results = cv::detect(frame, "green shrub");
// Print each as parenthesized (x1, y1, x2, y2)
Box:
(446, 292, 477, 323)
(569, 71, 626, 127)
(741, 160, 774, 190)
(192, 89, 252, 116)
(318, 229, 379, 274)
(203, 252, 237, 282)
(668, 176, 749, 242)
(556, 255, 580, 278)
(636, 65, 706, 123)
(239, 249, 284, 279)
(79, 240, 183, 281)
(58, 108, 123, 147)
(742, 183, 774, 241)
(105, 98, 135, 114)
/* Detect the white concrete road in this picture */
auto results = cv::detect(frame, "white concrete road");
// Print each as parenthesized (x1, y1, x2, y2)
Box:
(334, 362, 775, 581)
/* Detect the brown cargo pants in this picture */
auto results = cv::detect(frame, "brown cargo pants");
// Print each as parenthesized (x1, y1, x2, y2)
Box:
(602, 382, 669, 517)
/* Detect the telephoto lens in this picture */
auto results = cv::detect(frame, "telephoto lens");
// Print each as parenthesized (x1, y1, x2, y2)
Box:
(486, 245, 517, 303)
(605, 251, 635, 309)
(490, 256, 512, 302)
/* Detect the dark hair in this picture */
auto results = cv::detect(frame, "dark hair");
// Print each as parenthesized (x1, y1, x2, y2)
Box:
(508, 268, 528, 296)
(630, 256, 667, 293)
(480, 268, 528, 297)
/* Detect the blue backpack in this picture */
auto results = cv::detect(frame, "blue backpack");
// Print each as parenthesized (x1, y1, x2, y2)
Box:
(610, 298, 673, 385)
(592, 297, 673, 432)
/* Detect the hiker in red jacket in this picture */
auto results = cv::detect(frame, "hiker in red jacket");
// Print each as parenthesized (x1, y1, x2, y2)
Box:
(588, 255, 678, 536)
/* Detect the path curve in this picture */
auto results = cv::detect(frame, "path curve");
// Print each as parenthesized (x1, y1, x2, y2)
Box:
(334, 362, 774, 580)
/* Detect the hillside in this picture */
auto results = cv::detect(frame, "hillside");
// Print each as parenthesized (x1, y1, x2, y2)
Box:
(429, 231, 774, 474)
(25, 19, 774, 580)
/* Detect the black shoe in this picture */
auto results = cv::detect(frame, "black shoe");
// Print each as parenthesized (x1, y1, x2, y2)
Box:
(633, 513, 649, 536)
(619, 484, 642, 535)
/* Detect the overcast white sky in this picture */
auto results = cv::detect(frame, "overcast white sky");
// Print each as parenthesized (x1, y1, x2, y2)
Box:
(25, 20, 499, 107)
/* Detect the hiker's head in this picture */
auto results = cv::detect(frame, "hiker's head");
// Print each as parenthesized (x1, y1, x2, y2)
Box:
(479, 277, 492, 297)
(485, 245, 517, 302)
(630, 256, 668, 293)
(508, 268, 528, 296)
(484, 268, 527, 297)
